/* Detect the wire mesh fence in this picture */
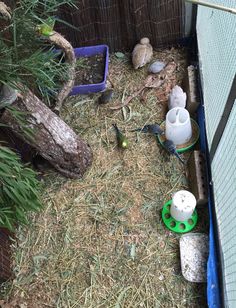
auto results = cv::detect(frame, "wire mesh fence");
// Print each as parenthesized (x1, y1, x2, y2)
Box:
(197, 1, 236, 306)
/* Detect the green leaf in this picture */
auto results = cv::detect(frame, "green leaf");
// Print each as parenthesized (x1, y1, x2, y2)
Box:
(0, 145, 42, 231)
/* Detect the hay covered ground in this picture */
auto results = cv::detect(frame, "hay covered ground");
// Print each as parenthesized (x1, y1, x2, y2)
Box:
(3, 48, 207, 307)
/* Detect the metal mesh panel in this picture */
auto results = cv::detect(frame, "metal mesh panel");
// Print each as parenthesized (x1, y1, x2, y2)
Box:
(197, 0, 236, 146)
(197, 1, 236, 307)
(211, 103, 236, 306)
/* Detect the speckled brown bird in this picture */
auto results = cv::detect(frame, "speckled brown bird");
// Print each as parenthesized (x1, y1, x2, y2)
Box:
(132, 37, 153, 69)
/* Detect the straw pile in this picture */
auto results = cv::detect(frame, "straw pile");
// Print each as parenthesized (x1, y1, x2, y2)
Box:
(3, 48, 207, 308)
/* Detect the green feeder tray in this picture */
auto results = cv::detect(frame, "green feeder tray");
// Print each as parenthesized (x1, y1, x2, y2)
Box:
(162, 200, 198, 233)
(157, 119, 200, 153)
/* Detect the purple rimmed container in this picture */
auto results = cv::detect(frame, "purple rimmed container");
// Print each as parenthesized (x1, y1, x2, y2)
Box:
(70, 45, 109, 96)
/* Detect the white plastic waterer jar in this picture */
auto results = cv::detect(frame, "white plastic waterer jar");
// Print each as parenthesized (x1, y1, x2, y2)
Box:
(165, 107, 192, 145)
(170, 190, 197, 222)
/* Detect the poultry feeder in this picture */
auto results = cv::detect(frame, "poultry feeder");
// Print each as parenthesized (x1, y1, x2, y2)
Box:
(165, 107, 192, 145)
(162, 190, 198, 233)
(157, 109, 200, 153)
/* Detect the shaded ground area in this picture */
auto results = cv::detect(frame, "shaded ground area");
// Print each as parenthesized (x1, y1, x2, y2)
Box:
(2, 48, 208, 307)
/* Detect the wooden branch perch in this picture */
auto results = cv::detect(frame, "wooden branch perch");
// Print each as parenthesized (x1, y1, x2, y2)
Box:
(48, 31, 76, 112)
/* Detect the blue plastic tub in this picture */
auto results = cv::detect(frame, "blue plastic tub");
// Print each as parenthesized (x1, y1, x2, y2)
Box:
(70, 45, 109, 95)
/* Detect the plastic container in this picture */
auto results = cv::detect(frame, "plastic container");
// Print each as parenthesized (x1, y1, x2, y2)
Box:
(165, 107, 192, 145)
(170, 190, 197, 221)
(70, 45, 109, 95)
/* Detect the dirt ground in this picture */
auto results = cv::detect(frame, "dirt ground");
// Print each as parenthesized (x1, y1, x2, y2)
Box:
(1, 48, 208, 308)
(75, 54, 105, 85)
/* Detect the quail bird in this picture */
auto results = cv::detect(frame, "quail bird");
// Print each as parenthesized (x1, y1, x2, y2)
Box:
(163, 139, 185, 164)
(98, 89, 114, 104)
(132, 37, 153, 69)
(131, 124, 164, 136)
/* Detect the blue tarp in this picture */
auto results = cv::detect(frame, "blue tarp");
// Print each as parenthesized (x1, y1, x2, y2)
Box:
(197, 94, 221, 308)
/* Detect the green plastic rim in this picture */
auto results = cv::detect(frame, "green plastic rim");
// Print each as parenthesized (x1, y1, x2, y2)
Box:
(157, 119, 200, 153)
(161, 200, 198, 233)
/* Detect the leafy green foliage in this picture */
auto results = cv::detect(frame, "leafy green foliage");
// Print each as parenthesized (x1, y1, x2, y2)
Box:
(0, 1, 78, 230)
(5, 106, 34, 140)
(0, 0, 76, 103)
(0, 146, 42, 231)
(19, 0, 76, 18)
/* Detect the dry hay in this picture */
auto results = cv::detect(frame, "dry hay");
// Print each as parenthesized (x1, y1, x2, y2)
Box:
(3, 48, 207, 308)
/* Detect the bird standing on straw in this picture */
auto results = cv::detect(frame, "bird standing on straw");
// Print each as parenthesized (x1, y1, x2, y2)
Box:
(132, 38, 153, 69)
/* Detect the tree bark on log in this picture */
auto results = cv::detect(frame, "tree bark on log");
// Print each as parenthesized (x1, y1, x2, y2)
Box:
(1, 91, 93, 179)
(0, 1, 92, 179)
(0, 1, 11, 20)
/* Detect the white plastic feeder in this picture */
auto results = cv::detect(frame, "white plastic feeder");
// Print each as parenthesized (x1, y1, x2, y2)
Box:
(170, 190, 197, 222)
(165, 107, 192, 145)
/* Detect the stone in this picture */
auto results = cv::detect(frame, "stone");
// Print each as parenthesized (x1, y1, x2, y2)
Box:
(148, 61, 165, 74)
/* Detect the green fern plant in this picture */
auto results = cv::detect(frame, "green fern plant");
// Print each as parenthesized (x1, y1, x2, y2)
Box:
(0, 0, 77, 103)
(0, 146, 42, 231)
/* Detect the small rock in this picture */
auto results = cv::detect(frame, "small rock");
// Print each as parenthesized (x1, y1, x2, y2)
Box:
(180, 233, 208, 283)
(158, 274, 164, 281)
(130, 243, 136, 260)
(148, 61, 165, 74)
(115, 52, 125, 58)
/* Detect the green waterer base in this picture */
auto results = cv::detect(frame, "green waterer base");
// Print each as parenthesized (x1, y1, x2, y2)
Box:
(162, 200, 198, 233)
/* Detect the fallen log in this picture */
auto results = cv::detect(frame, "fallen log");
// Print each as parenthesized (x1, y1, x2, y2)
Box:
(1, 90, 93, 179)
